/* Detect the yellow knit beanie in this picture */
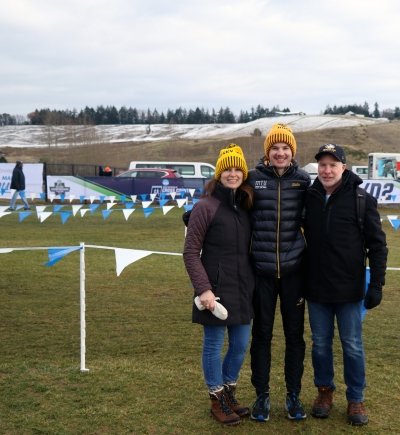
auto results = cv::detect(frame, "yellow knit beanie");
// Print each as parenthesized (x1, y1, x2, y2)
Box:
(215, 143, 248, 181)
(264, 123, 297, 158)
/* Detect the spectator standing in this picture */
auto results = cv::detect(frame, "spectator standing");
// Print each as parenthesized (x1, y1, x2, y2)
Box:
(304, 144, 388, 426)
(247, 124, 310, 422)
(183, 144, 255, 427)
(9, 160, 30, 210)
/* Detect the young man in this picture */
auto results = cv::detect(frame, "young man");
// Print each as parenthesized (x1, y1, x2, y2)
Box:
(304, 144, 388, 426)
(247, 124, 310, 421)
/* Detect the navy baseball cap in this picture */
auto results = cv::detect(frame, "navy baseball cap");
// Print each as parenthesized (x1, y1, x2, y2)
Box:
(315, 144, 346, 163)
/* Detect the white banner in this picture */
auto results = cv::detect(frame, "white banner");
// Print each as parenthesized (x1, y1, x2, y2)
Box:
(361, 179, 400, 204)
(0, 163, 44, 198)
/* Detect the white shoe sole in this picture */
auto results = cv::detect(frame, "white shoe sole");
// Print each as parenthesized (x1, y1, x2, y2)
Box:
(194, 296, 228, 320)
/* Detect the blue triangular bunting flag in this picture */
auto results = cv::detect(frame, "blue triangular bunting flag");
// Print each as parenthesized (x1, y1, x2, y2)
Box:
(54, 204, 64, 212)
(19, 211, 32, 222)
(143, 207, 154, 218)
(89, 204, 100, 213)
(45, 246, 81, 267)
(60, 211, 72, 224)
(102, 210, 113, 219)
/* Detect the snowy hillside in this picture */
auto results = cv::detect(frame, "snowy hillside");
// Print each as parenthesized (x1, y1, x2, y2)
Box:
(0, 114, 388, 148)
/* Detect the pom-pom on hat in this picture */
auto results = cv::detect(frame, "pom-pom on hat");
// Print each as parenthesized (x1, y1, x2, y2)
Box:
(215, 143, 248, 181)
(264, 123, 297, 158)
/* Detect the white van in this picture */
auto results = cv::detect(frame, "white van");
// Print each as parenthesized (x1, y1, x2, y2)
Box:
(351, 165, 368, 180)
(128, 161, 215, 178)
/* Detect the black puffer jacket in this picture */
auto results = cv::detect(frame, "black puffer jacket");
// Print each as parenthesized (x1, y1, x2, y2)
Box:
(10, 163, 25, 190)
(304, 170, 388, 303)
(247, 160, 310, 277)
(183, 183, 255, 326)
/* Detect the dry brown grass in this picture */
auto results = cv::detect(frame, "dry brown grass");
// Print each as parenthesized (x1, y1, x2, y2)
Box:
(2, 120, 400, 170)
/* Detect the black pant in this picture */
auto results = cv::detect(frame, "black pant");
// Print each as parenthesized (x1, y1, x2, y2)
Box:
(250, 273, 305, 396)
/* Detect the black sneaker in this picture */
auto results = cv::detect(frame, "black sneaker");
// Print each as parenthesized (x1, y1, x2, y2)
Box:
(285, 393, 307, 420)
(251, 392, 270, 422)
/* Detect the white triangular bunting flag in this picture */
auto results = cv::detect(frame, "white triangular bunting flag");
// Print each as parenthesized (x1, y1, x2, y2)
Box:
(80, 209, 90, 217)
(0, 212, 12, 218)
(72, 205, 83, 216)
(162, 205, 175, 215)
(130, 195, 137, 203)
(189, 189, 196, 197)
(89, 195, 96, 204)
(169, 192, 176, 200)
(36, 206, 47, 217)
(107, 196, 116, 203)
(29, 192, 36, 201)
(107, 202, 116, 210)
(39, 212, 53, 223)
(122, 209, 135, 220)
(115, 248, 152, 276)
(142, 200, 153, 209)
(68, 194, 75, 203)
(48, 194, 55, 203)
(150, 193, 157, 201)
(176, 198, 187, 208)
(0, 206, 10, 213)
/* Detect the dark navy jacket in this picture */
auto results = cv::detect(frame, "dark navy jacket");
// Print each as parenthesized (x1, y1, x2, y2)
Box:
(247, 160, 310, 278)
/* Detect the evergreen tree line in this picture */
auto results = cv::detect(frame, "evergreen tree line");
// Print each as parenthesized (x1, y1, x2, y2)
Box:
(324, 101, 400, 119)
(2, 104, 290, 126)
(1, 102, 400, 126)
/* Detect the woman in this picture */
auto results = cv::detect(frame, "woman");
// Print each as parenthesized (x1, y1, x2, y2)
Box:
(183, 144, 254, 427)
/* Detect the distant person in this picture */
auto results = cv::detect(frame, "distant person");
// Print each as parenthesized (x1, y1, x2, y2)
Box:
(9, 160, 30, 211)
(247, 123, 310, 422)
(183, 144, 255, 427)
(304, 144, 388, 426)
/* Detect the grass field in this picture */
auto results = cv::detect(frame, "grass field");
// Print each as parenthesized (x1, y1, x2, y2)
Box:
(0, 205, 399, 434)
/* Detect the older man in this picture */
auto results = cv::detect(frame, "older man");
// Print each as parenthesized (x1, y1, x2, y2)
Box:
(303, 144, 388, 426)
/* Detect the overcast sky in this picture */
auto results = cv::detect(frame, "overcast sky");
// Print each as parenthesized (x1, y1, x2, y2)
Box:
(1, 0, 399, 118)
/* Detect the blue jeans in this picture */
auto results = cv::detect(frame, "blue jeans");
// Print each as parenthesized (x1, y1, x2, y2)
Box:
(308, 301, 366, 402)
(203, 324, 251, 391)
(10, 190, 29, 209)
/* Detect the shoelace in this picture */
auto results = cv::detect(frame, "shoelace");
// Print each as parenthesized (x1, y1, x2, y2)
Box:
(219, 393, 235, 415)
(254, 393, 269, 410)
(225, 388, 238, 406)
(348, 402, 365, 415)
(314, 388, 332, 406)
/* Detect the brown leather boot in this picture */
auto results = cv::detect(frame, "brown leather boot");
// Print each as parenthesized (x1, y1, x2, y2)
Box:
(209, 388, 241, 426)
(347, 401, 368, 426)
(311, 386, 334, 418)
(223, 383, 250, 418)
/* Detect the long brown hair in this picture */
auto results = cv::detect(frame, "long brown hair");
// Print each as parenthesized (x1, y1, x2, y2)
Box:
(202, 178, 253, 210)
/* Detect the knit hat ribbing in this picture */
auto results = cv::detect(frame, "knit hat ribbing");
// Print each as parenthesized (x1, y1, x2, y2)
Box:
(264, 123, 297, 158)
(214, 144, 248, 180)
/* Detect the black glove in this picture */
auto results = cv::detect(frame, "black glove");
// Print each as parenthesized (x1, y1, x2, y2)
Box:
(364, 284, 382, 310)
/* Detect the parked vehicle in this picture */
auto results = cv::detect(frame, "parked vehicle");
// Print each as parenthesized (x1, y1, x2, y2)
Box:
(368, 153, 400, 180)
(351, 165, 368, 179)
(116, 168, 181, 178)
(128, 161, 215, 178)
